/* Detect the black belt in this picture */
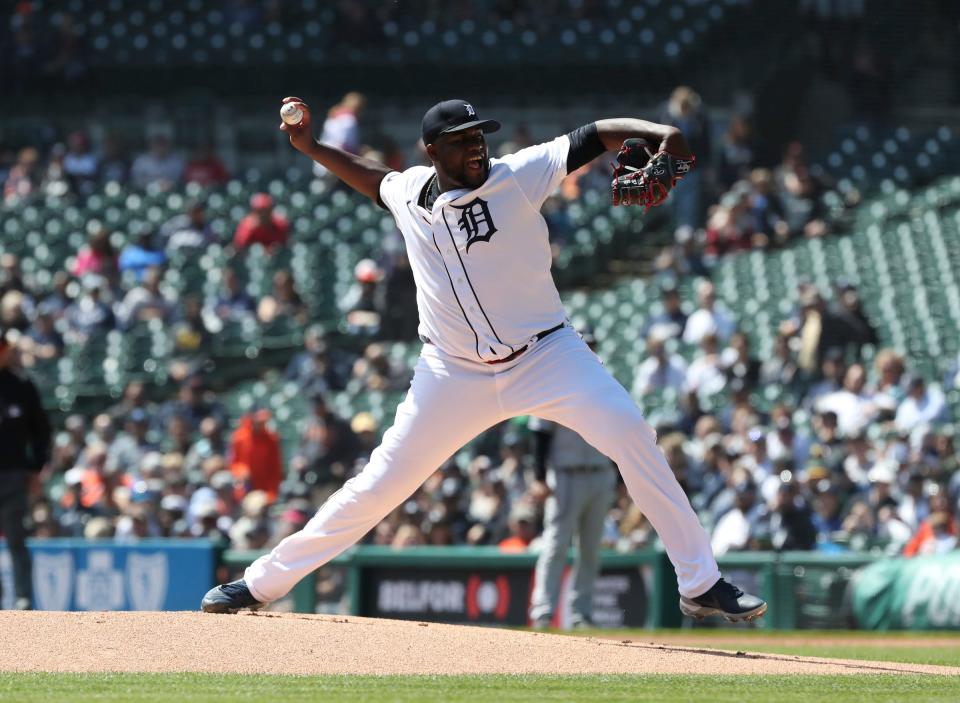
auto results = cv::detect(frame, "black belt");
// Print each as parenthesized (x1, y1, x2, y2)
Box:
(420, 323, 565, 365)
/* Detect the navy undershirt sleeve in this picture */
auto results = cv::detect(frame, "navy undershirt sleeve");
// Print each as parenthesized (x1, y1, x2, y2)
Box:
(565, 122, 606, 174)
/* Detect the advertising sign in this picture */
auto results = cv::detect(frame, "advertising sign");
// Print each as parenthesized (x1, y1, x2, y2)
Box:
(0, 539, 214, 611)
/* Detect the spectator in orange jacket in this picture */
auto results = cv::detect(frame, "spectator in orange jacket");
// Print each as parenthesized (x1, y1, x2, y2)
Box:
(229, 409, 283, 502)
(903, 509, 958, 556)
(233, 193, 289, 250)
(498, 502, 537, 553)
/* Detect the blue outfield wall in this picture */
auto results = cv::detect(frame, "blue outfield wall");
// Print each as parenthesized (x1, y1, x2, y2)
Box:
(0, 539, 215, 611)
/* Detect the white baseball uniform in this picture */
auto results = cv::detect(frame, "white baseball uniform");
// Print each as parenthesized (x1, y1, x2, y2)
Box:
(243, 134, 721, 603)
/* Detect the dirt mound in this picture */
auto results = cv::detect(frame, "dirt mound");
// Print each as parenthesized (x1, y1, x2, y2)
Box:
(1, 612, 956, 676)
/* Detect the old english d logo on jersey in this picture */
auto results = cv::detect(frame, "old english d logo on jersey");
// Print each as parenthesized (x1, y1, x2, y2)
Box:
(452, 197, 497, 252)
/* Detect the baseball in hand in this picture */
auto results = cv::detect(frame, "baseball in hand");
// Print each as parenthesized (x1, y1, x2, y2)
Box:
(280, 103, 303, 126)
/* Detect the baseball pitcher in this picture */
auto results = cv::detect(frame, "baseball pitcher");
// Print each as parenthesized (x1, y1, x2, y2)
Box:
(201, 98, 766, 623)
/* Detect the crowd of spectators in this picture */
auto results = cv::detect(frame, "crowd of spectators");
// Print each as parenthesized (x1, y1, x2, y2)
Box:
(3, 83, 958, 567)
(20, 262, 959, 560)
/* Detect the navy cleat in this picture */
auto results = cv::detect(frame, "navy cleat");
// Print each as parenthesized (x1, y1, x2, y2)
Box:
(679, 578, 767, 623)
(201, 579, 265, 614)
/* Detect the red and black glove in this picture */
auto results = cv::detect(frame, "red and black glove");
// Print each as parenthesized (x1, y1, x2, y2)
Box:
(611, 138, 696, 209)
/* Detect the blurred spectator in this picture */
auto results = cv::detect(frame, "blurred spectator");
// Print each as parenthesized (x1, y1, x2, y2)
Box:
(0, 325, 52, 609)
(162, 416, 194, 455)
(894, 376, 947, 435)
(1, 290, 30, 333)
(775, 142, 828, 238)
(768, 480, 817, 550)
(0, 254, 28, 299)
(172, 294, 211, 355)
(722, 332, 761, 390)
(285, 325, 352, 393)
(184, 417, 227, 479)
(659, 86, 709, 229)
(833, 281, 878, 349)
(349, 343, 408, 393)
(685, 334, 728, 401)
(682, 280, 736, 346)
(105, 409, 156, 478)
(106, 380, 151, 424)
(99, 134, 129, 184)
(644, 284, 688, 342)
(903, 507, 957, 556)
(465, 460, 510, 546)
(295, 391, 360, 489)
(313, 92, 366, 178)
(711, 474, 761, 554)
(811, 484, 844, 541)
(391, 523, 425, 549)
(3, 147, 41, 203)
(257, 269, 307, 325)
(633, 333, 687, 398)
(705, 186, 757, 257)
(745, 168, 789, 246)
(340, 259, 383, 335)
(233, 193, 289, 250)
(842, 430, 874, 488)
(874, 349, 906, 406)
(183, 142, 229, 186)
(229, 410, 283, 503)
(816, 363, 877, 437)
(38, 143, 69, 200)
(350, 412, 380, 461)
(119, 229, 167, 282)
(63, 275, 115, 341)
(378, 253, 419, 340)
(499, 502, 537, 553)
(131, 135, 184, 190)
(787, 288, 856, 374)
(206, 266, 256, 323)
(116, 266, 175, 329)
(38, 271, 73, 321)
(72, 228, 118, 278)
(18, 303, 64, 366)
(160, 200, 217, 253)
(717, 115, 755, 191)
(157, 376, 228, 433)
(760, 333, 799, 388)
(62, 130, 98, 197)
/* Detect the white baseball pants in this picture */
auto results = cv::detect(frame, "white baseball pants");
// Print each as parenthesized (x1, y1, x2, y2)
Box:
(244, 326, 721, 603)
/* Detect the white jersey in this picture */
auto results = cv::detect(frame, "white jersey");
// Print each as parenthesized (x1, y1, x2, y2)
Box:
(378, 136, 571, 362)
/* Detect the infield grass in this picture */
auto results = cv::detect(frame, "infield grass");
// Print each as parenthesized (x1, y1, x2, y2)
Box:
(572, 629, 960, 668)
(3, 673, 960, 703)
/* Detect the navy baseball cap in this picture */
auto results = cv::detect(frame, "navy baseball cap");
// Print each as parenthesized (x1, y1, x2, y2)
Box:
(421, 99, 501, 145)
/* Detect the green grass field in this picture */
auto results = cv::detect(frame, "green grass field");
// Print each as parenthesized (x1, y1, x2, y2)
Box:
(573, 628, 960, 667)
(2, 673, 960, 703)
(4, 630, 959, 703)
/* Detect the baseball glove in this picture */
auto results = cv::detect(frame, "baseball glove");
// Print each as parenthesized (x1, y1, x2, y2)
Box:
(611, 138, 696, 209)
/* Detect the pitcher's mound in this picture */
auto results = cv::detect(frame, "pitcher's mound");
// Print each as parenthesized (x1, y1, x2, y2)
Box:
(1, 612, 956, 676)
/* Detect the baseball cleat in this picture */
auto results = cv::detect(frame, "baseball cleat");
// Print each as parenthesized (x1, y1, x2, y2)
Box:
(201, 579, 265, 614)
(679, 578, 767, 623)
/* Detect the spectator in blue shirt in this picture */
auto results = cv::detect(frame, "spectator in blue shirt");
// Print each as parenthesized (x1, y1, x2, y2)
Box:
(119, 230, 167, 282)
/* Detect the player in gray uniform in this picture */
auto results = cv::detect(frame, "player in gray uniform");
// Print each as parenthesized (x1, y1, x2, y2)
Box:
(201, 98, 766, 624)
(528, 332, 616, 628)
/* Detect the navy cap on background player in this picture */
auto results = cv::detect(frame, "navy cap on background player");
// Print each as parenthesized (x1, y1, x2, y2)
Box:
(421, 99, 501, 144)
